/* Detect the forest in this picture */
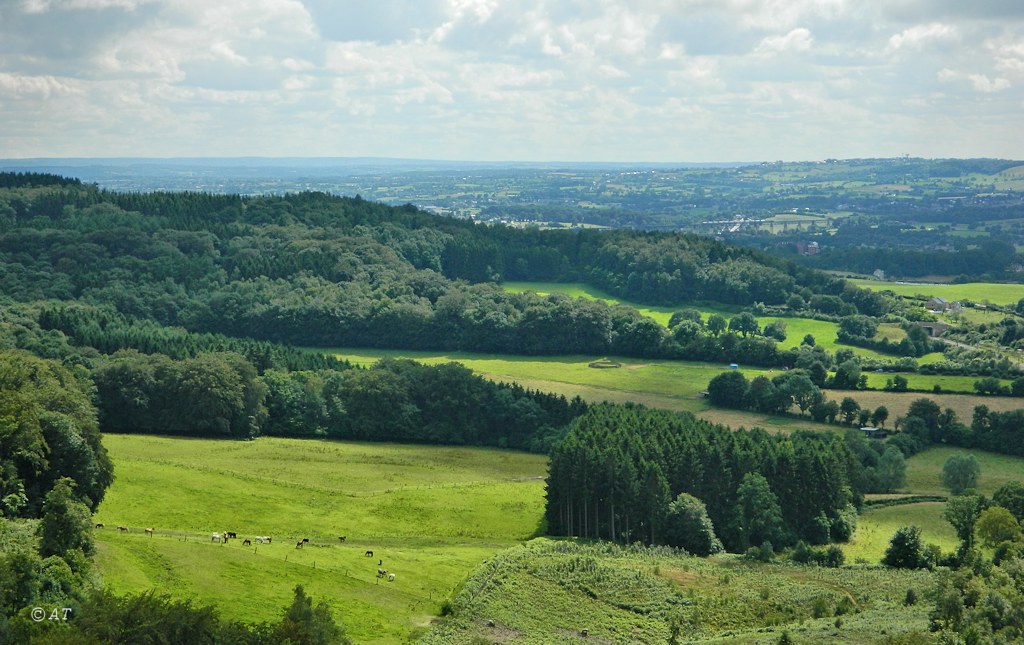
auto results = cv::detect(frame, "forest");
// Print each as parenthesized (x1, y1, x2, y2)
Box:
(0, 175, 894, 372)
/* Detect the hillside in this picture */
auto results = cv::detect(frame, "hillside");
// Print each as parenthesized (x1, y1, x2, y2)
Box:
(91, 434, 549, 644)
(0, 173, 880, 363)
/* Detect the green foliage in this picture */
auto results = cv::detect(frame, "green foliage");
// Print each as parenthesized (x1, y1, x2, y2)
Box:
(15, 585, 350, 645)
(707, 370, 749, 408)
(929, 554, 1024, 641)
(974, 507, 1021, 548)
(93, 350, 584, 451)
(423, 538, 935, 644)
(38, 478, 93, 560)
(663, 493, 723, 556)
(882, 526, 927, 569)
(734, 473, 790, 550)
(0, 350, 112, 516)
(943, 495, 987, 554)
(992, 481, 1024, 523)
(877, 447, 908, 494)
(942, 453, 981, 496)
(274, 585, 350, 645)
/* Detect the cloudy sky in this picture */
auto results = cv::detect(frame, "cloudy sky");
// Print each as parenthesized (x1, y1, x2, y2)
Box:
(1, 0, 1022, 162)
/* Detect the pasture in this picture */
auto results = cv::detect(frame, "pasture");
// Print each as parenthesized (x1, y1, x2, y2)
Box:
(92, 435, 548, 644)
(422, 539, 935, 644)
(847, 279, 1024, 306)
(902, 446, 1024, 497)
(843, 447, 1024, 565)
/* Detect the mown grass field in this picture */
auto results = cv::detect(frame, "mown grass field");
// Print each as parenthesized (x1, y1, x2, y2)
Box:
(847, 279, 1024, 306)
(843, 503, 959, 565)
(92, 435, 548, 644)
(423, 539, 935, 644)
(903, 446, 1024, 497)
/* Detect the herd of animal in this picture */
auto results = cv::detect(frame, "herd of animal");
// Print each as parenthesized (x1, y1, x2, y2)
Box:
(95, 524, 395, 582)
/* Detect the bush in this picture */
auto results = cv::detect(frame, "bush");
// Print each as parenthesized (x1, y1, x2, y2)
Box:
(882, 526, 926, 569)
(904, 588, 918, 606)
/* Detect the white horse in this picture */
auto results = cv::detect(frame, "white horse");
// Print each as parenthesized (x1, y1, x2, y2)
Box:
(211, 533, 222, 542)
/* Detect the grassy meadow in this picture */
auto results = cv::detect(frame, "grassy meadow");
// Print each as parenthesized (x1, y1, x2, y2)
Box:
(847, 279, 1024, 306)
(843, 446, 1024, 565)
(93, 435, 548, 644)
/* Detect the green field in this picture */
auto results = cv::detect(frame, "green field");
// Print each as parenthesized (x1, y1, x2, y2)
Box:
(843, 503, 959, 564)
(424, 539, 935, 644)
(848, 279, 1024, 306)
(903, 446, 1024, 497)
(93, 435, 548, 644)
(843, 447, 1024, 565)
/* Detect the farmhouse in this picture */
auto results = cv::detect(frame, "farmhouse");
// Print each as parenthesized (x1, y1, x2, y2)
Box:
(925, 297, 962, 314)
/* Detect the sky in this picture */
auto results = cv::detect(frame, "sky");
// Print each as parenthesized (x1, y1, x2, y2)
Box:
(1, 0, 1022, 162)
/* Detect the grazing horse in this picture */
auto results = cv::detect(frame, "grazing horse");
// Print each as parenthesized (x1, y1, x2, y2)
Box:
(144, 528, 154, 536)
(377, 568, 387, 578)
(117, 526, 129, 532)
(243, 539, 251, 546)
(95, 523, 104, 529)
(211, 533, 222, 542)
(296, 540, 304, 549)
(338, 536, 346, 543)
(365, 550, 373, 557)
(226, 532, 237, 539)
(388, 573, 395, 582)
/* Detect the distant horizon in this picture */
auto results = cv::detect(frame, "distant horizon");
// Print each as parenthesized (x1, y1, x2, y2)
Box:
(3, 155, 1022, 167)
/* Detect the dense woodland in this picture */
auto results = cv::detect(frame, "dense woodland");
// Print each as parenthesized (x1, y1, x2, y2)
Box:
(0, 174, 887, 366)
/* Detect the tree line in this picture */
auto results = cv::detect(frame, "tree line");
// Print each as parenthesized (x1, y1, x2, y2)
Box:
(93, 352, 585, 452)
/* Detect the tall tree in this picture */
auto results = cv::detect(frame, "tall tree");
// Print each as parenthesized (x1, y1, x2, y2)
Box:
(942, 453, 981, 496)
(732, 472, 789, 550)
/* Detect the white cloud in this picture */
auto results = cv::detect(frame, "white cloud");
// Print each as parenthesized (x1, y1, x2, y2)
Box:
(21, 0, 156, 12)
(0, 72, 80, 97)
(887, 23, 958, 51)
(0, 0, 1021, 160)
(755, 28, 814, 55)
(969, 74, 1011, 93)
